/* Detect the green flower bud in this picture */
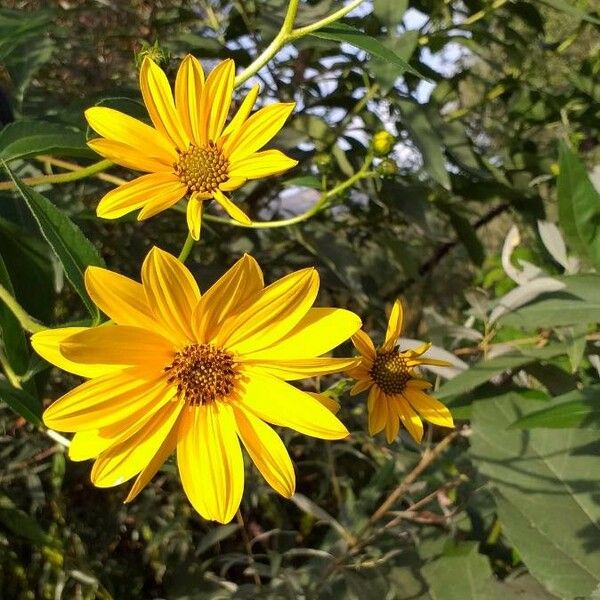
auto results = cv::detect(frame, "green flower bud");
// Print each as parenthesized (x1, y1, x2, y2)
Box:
(377, 158, 398, 177)
(314, 152, 333, 173)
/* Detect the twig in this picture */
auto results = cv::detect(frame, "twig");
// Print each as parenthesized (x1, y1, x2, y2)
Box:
(235, 509, 261, 587)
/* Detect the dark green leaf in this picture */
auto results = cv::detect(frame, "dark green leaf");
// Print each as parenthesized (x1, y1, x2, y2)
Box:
(310, 22, 425, 79)
(374, 0, 408, 26)
(0, 379, 42, 425)
(0, 493, 55, 546)
(3, 163, 104, 320)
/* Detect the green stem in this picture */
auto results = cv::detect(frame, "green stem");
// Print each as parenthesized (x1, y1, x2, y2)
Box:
(233, 0, 366, 88)
(177, 232, 196, 263)
(0, 283, 45, 333)
(0, 159, 113, 191)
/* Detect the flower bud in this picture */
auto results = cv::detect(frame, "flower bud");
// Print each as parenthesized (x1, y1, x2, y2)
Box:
(377, 158, 398, 177)
(372, 130, 395, 156)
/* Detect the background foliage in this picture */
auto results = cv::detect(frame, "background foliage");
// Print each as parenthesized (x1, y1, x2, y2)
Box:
(0, 0, 599, 598)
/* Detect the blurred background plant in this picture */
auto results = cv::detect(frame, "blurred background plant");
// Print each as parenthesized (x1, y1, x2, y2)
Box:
(0, 0, 599, 598)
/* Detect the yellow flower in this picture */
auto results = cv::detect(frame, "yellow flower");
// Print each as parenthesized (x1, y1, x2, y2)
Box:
(85, 55, 297, 239)
(32, 248, 360, 523)
(348, 299, 454, 444)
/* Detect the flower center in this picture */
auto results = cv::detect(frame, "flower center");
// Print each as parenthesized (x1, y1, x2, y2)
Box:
(165, 344, 236, 406)
(174, 141, 229, 193)
(370, 350, 411, 395)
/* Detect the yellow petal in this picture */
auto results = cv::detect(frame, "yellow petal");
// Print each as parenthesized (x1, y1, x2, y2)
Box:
(141, 247, 201, 344)
(85, 106, 176, 161)
(237, 369, 348, 440)
(87, 139, 172, 173)
(228, 149, 298, 179)
(383, 299, 404, 352)
(96, 173, 185, 220)
(91, 400, 183, 487)
(240, 307, 361, 360)
(212, 189, 252, 225)
(218, 176, 246, 192)
(384, 397, 400, 443)
(397, 394, 424, 443)
(175, 54, 205, 144)
(69, 430, 113, 461)
(200, 59, 235, 142)
(193, 254, 263, 342)
(61, 325, 174, 367)
(224, 102, 295, 161)
(308, 392, 340, 414)
(140, 57, 189, 150)
(352, 330, 376, 360)
(367, 387, 387, 435)
(177, 402, 244, 523)
(404, 388, 454, 428)
(125, 422, 178, 502)
(221, 84, 259, 138)
(216, 268, 319, 354)
(244, 357, 359, 381)
(234, 405, 295, 497)
(406, 378, 433, 390)
(186, 195, 204, 241)
(137, 187, 189, 219)
(350, 379, 373, 396)
(43, 371, 171, 431)
(31, 327, 119, 378)
(85, 267, 156, 330)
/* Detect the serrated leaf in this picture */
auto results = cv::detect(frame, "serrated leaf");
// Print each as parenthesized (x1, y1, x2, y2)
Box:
(310, 22, 425, 79)
(0, 120, 91, 161)
(511, 386, 600, 429)
(4, 163, 104, 320)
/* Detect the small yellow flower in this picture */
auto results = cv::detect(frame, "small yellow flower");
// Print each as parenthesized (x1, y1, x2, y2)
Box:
(349, 299, 454, 444)
(372, 130, 395, 156)
(32, 248, 361, 523)
(85, 55, 298, 239)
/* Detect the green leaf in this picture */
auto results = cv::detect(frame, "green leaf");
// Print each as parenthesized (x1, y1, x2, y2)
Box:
(374, 0, 408, 26)
(445, 208, 484, 266)
(196, 523, 240, 555)
(557, 143, 600, 267)
(470, 395, 600, 599)
(3, 163, 104, 320)
(537, 0, 600, 25)
(500, 274, 600, 328)
(0, 120, 91, 162)
(396, 99, 451, 190)
(370, 31, 419, 92)
(0, 493, 55, 546)
(511, 386, 600, 429)
(309, 22, 425, 79)
(0, 379, 42, 425)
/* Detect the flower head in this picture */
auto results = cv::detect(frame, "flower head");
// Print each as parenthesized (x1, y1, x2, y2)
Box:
(85, 55, 297, 239)
(32, 248, 360, 523)
(349, 299, 454, 443)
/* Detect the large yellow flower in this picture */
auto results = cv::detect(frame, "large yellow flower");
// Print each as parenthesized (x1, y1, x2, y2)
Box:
(348, 299, 454, 444)
(32, 248, 360, 523)
(85, 55, 297, 239)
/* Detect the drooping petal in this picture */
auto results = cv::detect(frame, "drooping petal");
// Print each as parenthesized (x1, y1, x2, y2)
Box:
(31, 327, 120, 378)
(43, 371, 171, 431)
(240, 307, 361, 360)
(125, 422, 179, 502)
(398, 394, 424, 442)
(308, 392, 341, 414)
(174, 54, 205, 144)
(212, 189, 252, 225)
(237, 369, 348, 440)
(352, 330, 376, 360)
(224, 103, 295, 161)
(177, 402, 244, 523)
(85, 267, 157, 331)
(367, 387, 387, 435)
(406, 378, 433, 390)
(244, 357, 359, 381)
(87, 139, 172, 173)
(350, 378, 373, 396)
(96, 173, 185, 220)
(382, 299, 404, 352)
(91, 399, 183, 487)
(193, 254, 263, 342)
(404, 388, 454, 428)
(221, 84, 259, 138)
(140, 57, 189, 150)
(141, 247, 201, 343)
(216, 268, 319, 354)
(199, 59, 235, 143)
(384, 397, 400, 443)
(85, 106, 176, 161)
(60, 325, 174, 367)
(234, 405, 295, 497)
(186, 195, 205, 241)
(228, 149, 297, 179)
